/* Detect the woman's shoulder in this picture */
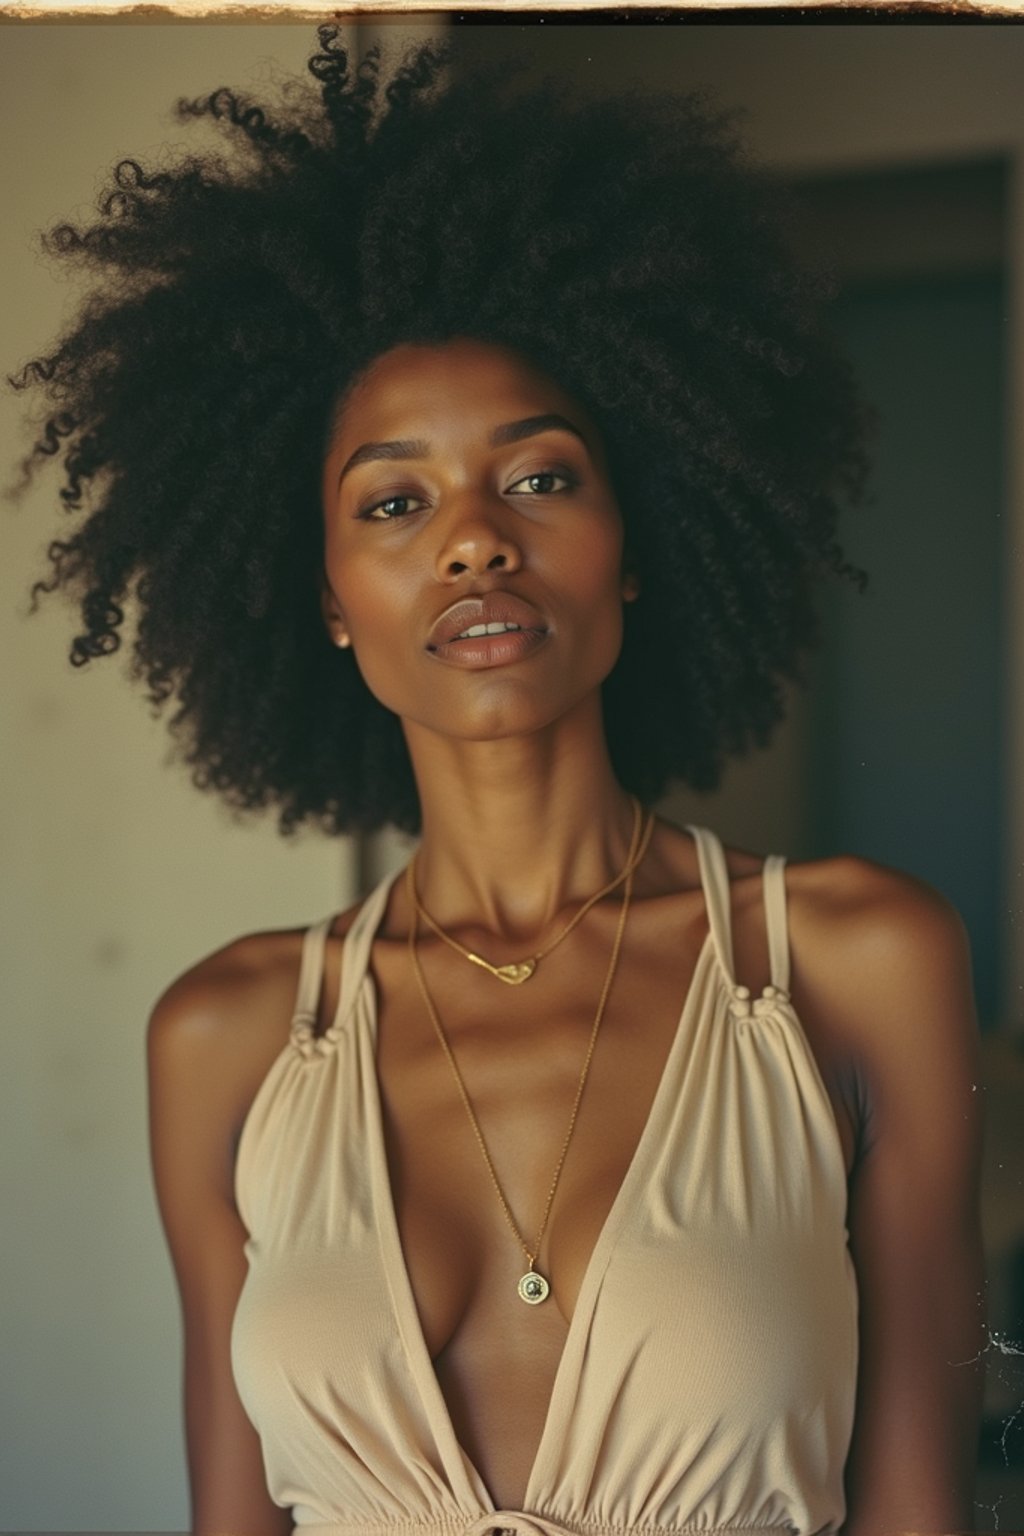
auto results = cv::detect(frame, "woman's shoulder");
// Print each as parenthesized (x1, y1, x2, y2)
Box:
(752, 837, 975, 1083)
(718, 820, 951, 907)
(148, 901, 356, 1039)
(634, 815, 962, 967)
(707, 816, 964, 946)
(777, 842, 969, 978)
(146, 898, 369, 1165)
(674, 818, 961, 951)
(710, 829, 976, 1181)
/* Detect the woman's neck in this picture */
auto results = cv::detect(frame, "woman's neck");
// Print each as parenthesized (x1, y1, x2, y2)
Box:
(405, 722, 641, 941)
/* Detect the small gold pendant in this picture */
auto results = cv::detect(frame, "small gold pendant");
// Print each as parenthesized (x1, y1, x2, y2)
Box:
(495, 960, 536, 985)
(518, 1270, 550, 1305)
(468, 955, 537, 985)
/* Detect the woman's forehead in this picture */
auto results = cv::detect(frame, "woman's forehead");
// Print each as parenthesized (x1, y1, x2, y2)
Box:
(335, 338, 595, 439)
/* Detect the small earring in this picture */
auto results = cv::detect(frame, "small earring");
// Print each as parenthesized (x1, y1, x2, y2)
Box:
(334, 632, 351, 649)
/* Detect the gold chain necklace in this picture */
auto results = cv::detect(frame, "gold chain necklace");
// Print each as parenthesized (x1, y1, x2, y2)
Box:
(407, 795, 650, 984)
(405, 806, 645, 1305)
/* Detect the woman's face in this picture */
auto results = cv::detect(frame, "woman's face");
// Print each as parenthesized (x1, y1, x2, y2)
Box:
(319, 336, 638, 744)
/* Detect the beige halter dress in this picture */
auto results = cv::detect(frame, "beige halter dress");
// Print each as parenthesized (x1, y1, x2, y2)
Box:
(231, 823, 859, 1536)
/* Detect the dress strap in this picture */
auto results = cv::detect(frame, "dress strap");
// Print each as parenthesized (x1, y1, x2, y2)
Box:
(683, 823, 735, 986)
(291, 915, 334, 1031)
(334, 865, 403, 1029)
(762, 853, 791, 993)
(289, 865, 404, 1045)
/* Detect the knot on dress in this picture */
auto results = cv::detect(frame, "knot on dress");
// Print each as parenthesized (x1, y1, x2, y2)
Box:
(726, 982, 790, 1025)
(464, 1511, 579, 1536)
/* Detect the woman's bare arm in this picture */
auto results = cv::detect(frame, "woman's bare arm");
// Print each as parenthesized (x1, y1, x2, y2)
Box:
(147, 946, 294, 1536)
(824, 868, 987, 1535)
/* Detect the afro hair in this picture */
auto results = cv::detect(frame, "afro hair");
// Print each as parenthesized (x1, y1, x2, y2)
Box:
(10, 27, 872, 836)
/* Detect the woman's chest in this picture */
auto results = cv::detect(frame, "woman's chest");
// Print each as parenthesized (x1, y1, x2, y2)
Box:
(235, 874, 864, 1515)
(368, 919, 858, 1510)
(369, 909, 861, 1366)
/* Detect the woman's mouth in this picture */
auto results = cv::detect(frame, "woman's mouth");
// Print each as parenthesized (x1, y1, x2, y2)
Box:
(425, 592, 549, 667)
(427, 623, 549, 669)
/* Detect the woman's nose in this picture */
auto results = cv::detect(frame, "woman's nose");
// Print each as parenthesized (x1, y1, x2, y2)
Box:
(435, 492, 524, 582)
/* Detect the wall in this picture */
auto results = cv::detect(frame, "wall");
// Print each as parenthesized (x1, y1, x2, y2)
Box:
(0, 25, 356, 1529)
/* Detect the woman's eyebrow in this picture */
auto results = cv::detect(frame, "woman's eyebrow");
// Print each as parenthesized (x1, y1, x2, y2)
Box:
(336, 413, 589, 488)
(491, 413, 588, 450)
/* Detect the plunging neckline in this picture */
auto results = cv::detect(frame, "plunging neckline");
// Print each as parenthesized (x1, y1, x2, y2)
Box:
(358, 859, 719, 1515)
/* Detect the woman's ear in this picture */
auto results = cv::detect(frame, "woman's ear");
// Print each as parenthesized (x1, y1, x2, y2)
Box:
(319, 570, 352, 649)
(622, 570, 641, 603)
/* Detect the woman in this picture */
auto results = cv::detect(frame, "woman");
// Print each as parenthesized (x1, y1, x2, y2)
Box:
(14, 29, 986, 1536)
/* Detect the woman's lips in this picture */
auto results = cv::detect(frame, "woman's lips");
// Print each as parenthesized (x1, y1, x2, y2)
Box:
(425, 591, 550, 667)
(427, 591, 547, 649)
(428, 626, 549, 668)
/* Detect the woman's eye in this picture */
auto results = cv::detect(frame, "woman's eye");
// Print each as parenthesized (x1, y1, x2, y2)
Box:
(358, 493, 426, 521)
(506, 469, 577, 496)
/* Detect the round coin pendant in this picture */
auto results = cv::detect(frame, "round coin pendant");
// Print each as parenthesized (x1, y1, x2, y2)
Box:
(518, 1269, 550, 1305)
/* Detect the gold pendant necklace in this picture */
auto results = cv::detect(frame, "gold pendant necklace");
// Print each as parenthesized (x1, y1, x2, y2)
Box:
(405, 804, 645, 1303)
(408, 795, 651, 985)
(469, 955, 537, 985)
